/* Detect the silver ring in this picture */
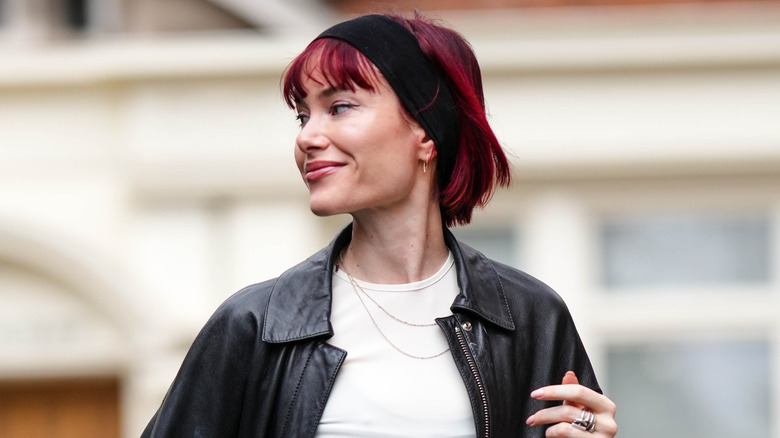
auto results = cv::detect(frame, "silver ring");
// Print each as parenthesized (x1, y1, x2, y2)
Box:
(572, 409, 596, 433)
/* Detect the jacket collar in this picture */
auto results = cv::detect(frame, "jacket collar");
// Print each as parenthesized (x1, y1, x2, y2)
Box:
(263, 223, 514, 343)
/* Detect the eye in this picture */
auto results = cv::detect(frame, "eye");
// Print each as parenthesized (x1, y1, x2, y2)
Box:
(330, 102, 355, 116)
(295, 112, 309, 127)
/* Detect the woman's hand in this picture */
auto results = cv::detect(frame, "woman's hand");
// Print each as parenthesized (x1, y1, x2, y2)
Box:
(525, 371, 618, 437)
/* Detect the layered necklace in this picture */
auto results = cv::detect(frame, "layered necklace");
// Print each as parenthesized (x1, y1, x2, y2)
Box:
(338, 251, 451, 360)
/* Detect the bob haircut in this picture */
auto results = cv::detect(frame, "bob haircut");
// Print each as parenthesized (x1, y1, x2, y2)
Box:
(282, 13, 510, 227)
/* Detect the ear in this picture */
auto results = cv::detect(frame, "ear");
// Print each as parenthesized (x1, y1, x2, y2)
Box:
(411, 122, 437, 162)
(420, 137, 437, 163)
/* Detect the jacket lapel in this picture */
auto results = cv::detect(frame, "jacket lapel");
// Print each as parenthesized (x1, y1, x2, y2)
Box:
(262, 225, 351, 343)
(262, 224, 514, 344)
(444, 229, 515, 331)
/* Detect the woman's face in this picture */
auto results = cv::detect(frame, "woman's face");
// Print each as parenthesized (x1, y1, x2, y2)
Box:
(293, 66, 431, 218)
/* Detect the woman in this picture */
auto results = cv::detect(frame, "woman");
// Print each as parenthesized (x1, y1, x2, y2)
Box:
(142, 12, 617, 438)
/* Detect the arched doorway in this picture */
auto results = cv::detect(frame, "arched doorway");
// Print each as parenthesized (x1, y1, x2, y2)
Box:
(0, 378, 119, 438)
(0, 223, 142, 438)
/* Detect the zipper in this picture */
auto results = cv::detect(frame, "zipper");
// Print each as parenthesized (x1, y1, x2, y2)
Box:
(455, 324, 489, 438)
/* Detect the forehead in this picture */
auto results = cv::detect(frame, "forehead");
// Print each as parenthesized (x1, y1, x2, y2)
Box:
(284, 38, 386, 107)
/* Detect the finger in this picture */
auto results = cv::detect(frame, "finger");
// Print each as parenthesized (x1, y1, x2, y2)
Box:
(561, 371, 582, 408)
(544, 421, 596, 438)
(561, 371, 579, 385)
(531, 384, 609, 412)
(526, 404, 582, 428)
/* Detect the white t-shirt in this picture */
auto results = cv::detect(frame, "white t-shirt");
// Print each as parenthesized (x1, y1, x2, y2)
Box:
(316, 253, 477, 437)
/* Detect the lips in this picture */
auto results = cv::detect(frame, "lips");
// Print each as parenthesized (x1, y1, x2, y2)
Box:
(304, 161, 345, 182)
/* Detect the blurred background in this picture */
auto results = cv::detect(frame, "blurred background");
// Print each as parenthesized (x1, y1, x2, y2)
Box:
(1, 0, 779, 437)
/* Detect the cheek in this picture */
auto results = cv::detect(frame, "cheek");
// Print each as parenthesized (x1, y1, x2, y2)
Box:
(365, 147, 418, 185)
(294, 145, 305, 172)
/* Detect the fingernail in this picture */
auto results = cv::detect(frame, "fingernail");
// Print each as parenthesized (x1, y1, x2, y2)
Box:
(531, 389, 544, 398)
(526, 414, 535, 425)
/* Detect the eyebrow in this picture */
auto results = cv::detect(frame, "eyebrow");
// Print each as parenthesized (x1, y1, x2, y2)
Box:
(319, 86, 341, 99)
(295, 86, 350, 109)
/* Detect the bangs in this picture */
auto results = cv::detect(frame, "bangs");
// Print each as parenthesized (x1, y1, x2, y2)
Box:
(283, 38, 380, 108)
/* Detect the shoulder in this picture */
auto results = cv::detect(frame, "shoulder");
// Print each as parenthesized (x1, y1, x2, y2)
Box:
(462, 243, 571, 323)
(490, 258, 564, 305)
(216, 278, 277, 317)
(499, 258, 568, 307)
(206, 245, 336, 344)
(211, 241, 327, 322)
(456, 238, 565, 307)
(199, 278, 279, 340)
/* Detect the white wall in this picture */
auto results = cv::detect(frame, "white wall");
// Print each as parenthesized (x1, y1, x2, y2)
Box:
(1, 3, 779, 436)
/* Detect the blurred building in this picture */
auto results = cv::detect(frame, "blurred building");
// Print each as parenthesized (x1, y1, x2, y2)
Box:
(1, 0, 779, 437)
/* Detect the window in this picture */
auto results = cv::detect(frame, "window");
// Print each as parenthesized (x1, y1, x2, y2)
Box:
(64, 0, 88, 31)
(600, 212, 770, 289)
(607, 340, 770, 438)
(451, 225, 517, 267)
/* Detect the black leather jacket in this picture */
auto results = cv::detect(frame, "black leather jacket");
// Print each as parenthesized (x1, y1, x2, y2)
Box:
(142, 224, 600, 437)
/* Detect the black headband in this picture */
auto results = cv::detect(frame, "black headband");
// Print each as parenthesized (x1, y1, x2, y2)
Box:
(316, 14, 458, 186)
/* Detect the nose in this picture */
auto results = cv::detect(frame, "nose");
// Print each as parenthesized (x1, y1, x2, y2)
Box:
(296, 115, 329, 154)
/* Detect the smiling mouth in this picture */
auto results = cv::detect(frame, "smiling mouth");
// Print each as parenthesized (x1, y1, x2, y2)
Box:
(304, 161, 344, 182)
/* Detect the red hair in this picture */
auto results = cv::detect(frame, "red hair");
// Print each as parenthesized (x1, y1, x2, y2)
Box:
(282, 13, 511, 227)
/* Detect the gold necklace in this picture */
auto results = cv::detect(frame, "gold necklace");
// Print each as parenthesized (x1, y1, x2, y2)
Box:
(338, 251, 450, 360)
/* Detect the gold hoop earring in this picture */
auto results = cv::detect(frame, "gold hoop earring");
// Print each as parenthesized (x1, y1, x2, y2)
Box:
(423, 160, 428, 174)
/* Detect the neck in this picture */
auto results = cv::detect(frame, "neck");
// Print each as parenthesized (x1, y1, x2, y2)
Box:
(342, 201, 448, 284)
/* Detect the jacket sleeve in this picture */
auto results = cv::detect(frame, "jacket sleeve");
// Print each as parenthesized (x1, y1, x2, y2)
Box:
(498, 261, 602, 394)
(547, 301, 601, 393)
(141, 296, 261, 438)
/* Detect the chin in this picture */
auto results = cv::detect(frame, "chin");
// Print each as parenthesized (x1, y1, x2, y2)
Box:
(310, 206, 335, 217)
(308, 200, 345, 218)
(306, 187, 353, 217)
